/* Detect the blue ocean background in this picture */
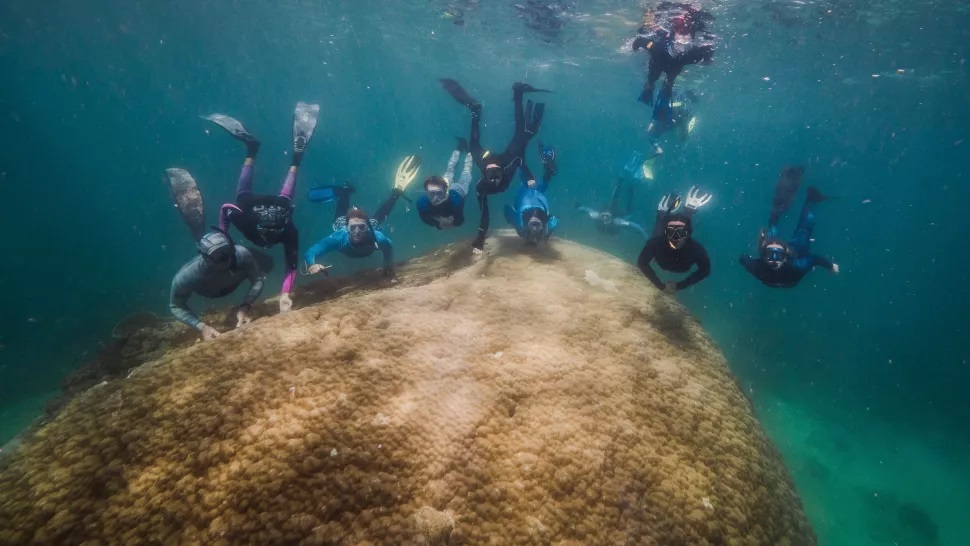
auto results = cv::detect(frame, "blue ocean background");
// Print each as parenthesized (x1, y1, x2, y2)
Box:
(1, 1, 967, 544)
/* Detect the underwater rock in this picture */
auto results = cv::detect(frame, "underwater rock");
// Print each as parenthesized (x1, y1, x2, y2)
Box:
(0, 231, 817, 545)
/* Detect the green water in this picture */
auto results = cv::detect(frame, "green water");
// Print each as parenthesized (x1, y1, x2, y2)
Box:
(1, 1, 968, 544)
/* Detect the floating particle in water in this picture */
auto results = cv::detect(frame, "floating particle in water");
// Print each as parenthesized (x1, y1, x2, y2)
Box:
(762, 76, 770, 81)
(862, 199, 871, 204)
(27, 317, 38, 323)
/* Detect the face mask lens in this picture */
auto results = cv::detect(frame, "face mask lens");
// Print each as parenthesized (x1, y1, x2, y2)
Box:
(348, 223, 368, 234)
(665, 226, 687, 240)
(427, 189, 446, 202)
(486, 168, 502, 184)
(207, 247, 232, 266)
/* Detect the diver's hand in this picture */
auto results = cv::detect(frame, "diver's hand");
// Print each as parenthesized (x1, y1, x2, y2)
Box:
(658, 194, 672, 212)
(685, 186, 713, 210)
(472, 237, 485, 253)
(394, 155, 421, 191)
(200, 324, 221, 341)
(526, 179, 537, 188)
(437, 216, 455, 228)
(279, 293, 293, 313)
(664, 282, 678, 294)
(831, 263, 840, 275)
(307, 263, 331, 275)
(236, 307, 252, 327)
(383, 268, 398, 284)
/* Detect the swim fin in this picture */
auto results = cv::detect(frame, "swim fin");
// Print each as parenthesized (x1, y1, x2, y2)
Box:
(166, 168, 206, 241)
(525, 101, 545, 134)
(293, 102, 320, 154)
(307, 185, 342, 203)
(771, 165, 804, 220)
(246, 246, 275, 273)
(512, 82, 551, 94)
(640, 157, 657, 181)
(439, 78, 481, 109)
(202, 114, 259, 147)
(806, 186, 830, 203)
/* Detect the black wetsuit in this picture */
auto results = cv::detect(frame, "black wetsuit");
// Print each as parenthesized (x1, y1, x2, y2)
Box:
(637, 236, 711, 290)
(471, 86, 541, 249)
(222, 194, 299, 292)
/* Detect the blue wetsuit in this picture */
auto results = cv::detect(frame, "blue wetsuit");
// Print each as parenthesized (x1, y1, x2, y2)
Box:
(503, 178, 559, 241)
(416, 191, 465, 229)
(304, 225, 393, 270)
(740, 200, 835, 288)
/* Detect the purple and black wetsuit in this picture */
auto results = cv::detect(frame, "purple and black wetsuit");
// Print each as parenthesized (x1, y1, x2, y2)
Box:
(220, 163, 299, 294)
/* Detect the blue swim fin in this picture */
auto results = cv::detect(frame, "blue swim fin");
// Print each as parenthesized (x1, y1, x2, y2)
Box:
(307, 186, 338, 203)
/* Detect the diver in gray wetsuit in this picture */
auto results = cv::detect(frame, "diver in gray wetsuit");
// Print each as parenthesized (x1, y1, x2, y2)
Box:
(169, 230, 266, 340)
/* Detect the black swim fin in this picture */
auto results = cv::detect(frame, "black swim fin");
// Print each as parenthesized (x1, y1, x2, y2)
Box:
(526, 101, 545, 134)
(771, 165, 804, 220)
(166, 168, 206, 241)
(513, 82, 551, 94)
(806, 186, 830, 203)
(439, 78, 481, 110)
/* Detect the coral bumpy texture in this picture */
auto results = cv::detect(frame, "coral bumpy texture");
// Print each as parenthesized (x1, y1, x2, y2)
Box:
(0, 231, 816, 545)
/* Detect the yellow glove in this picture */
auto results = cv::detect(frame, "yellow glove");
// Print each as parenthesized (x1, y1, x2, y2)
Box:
(394, 155, 421, 192)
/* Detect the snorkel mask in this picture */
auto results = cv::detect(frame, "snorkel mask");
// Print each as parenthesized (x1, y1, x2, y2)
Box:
(664, 214, 692, 249)
(484, 163, 503, 187)
(424, 176, 449, 206)
(198, 230, 235, 271)
(763, 243, 789, 270)
(523, 208, 548, 244)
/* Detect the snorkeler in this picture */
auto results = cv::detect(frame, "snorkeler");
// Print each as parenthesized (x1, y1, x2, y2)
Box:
(576, 174, 648, 238)
(439, 78, 550, 252)
(169, 229, 266, 341)
(504, 169, 558, 245)
(303, 156, 421, 282)
(632, 2, 715, 106)
(740, 166, 839, 287)
(641, 87, 699, 180)
(415, 139, 475, 230)
(637, 187, 712, 293)
(203, 102, 320, 313)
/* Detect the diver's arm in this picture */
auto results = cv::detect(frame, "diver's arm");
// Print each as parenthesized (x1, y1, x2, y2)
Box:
(303, 234, 341, 265)
(238, 249, 266, 307)
(219, 203, 241, 233)
(811, 254, 836, 271)
(739, 255, 762, 278)
(473, 191, 490, 250)
(281, 228, 299, 294)
(377, 233, 394, 270)
(636, 240, 665, 289)
(169, 274, 202, 330)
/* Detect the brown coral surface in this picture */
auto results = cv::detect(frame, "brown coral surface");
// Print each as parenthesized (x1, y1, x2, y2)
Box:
(0, 232, 816, 545)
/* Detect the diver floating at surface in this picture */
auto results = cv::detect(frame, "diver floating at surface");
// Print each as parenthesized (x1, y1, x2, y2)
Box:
(504, 169, 559, 245)
(202, 102, 320, 313)
(637, 186, 712, 293)
(740, 166, 839, 288)
(439, 78, 550, 253)
(641, 87, 699, 181)
(303, 156, 421, 283)
(633, 2, 715, 106)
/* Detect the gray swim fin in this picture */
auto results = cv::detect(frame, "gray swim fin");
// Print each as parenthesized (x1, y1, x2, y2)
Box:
(166, 168, 206, 241)
(201, 114, 259, 145)
(293, 102, 320, 154)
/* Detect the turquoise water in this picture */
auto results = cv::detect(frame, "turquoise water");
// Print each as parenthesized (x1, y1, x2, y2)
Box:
(1, 1, 968, 544)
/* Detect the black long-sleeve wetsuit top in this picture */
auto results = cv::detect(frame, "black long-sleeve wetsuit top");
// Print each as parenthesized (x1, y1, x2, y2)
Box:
(739, 254, 833, 288)
(637, 236, 710, 290)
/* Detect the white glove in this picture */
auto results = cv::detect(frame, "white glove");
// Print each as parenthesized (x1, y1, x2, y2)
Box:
(394, 155, 421, 191)
(307, 263, 331, 275)
(685, 186, 713, 210)
(200, 324, 221, 341)
(436, 216, 455, 228)
(236, 308, 252, 327)
(279, 293, 293, 313)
